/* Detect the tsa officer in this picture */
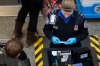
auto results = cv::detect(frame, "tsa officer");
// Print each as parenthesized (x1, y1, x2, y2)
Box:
(43, 0, 89, 48)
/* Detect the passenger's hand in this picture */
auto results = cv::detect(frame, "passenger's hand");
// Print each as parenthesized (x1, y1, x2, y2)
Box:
(51, 36, 61, 44)
(64, 38, 76, 45)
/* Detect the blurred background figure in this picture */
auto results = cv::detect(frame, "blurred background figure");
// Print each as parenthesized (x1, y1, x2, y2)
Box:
(13, 0, 43, 46)
(41, 0, 62, 21)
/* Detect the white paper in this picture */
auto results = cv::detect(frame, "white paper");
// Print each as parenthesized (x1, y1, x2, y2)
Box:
(51, 51, 57, 56)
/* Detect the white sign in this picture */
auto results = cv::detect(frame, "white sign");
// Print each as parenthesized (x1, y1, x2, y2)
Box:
(94, 5, 100, 13)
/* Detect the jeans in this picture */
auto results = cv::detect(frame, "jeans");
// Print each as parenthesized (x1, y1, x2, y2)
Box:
(16, 0, 43, 32)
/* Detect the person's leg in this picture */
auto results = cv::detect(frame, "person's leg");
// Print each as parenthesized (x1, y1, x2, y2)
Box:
(16, 0, 29, 22)
(14, 0, 29, 38)
(28, 1, 43, 32)
(26, 1, 43, 46)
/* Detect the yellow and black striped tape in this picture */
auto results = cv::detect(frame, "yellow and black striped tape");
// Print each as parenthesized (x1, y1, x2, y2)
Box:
(34, 37, 44, 66)
(33, 35, 100, 66)
(89, 35, 100, 66)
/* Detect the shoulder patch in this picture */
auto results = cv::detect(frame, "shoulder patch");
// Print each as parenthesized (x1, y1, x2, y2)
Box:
(78, 12, 84, 18)
(84, 20, 88, 28)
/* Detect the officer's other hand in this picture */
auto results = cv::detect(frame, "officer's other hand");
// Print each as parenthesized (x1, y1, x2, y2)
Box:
(51, 36, 61, 44)
(64, 38, 76, 45)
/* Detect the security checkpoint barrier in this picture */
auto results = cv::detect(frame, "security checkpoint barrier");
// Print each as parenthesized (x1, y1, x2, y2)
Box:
(34, 35, 100, 66)
(75, 0, 100, 18)
(34, 37, 44, 66)
(89, 35, 100, 66)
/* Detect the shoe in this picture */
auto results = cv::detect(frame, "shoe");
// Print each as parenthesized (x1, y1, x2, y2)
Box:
(13, 20, 25, 38)
(26, 31, 38, 46)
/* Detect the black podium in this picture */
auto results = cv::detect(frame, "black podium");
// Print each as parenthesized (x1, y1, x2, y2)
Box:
(42, 36, 99, 66)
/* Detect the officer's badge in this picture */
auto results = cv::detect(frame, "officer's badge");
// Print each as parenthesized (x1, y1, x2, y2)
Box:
(84, 21, 88, 28)
(49, 14, 56, 25)
(53, 25, 58, 30)
(74, 25, 78, 31)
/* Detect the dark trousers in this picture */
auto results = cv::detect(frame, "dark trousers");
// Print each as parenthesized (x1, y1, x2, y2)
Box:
(16, 0, 43, 32)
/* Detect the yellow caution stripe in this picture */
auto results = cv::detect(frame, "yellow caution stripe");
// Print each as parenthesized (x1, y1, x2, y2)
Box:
(34, 37, 43, 47)
(37, 61, 43, 66)
(89, 35, 100, 66)
(35, 44, 43, 55)
(34, 37, 44, 66)
(89, 35, 99, 45)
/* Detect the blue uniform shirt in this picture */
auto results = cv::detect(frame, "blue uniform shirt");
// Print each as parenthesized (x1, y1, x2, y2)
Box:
(57, 9, 74, 24)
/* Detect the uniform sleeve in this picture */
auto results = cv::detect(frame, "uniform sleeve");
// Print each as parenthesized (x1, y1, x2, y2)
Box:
(43, 15, 54, 40)
(75, 16, 89, 42)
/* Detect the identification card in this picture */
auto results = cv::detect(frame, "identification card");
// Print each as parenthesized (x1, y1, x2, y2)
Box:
(50, 14, 56, 24)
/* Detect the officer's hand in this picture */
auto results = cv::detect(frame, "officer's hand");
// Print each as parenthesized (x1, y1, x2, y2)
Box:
(64, 38, 76, 45)
(51, 36, 61, 44)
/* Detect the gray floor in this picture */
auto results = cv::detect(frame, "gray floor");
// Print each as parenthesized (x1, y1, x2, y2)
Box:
(0, 16, 100, 66)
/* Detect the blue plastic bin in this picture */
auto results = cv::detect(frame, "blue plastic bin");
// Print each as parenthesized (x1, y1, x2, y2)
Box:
(75, 0, 100, 18)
